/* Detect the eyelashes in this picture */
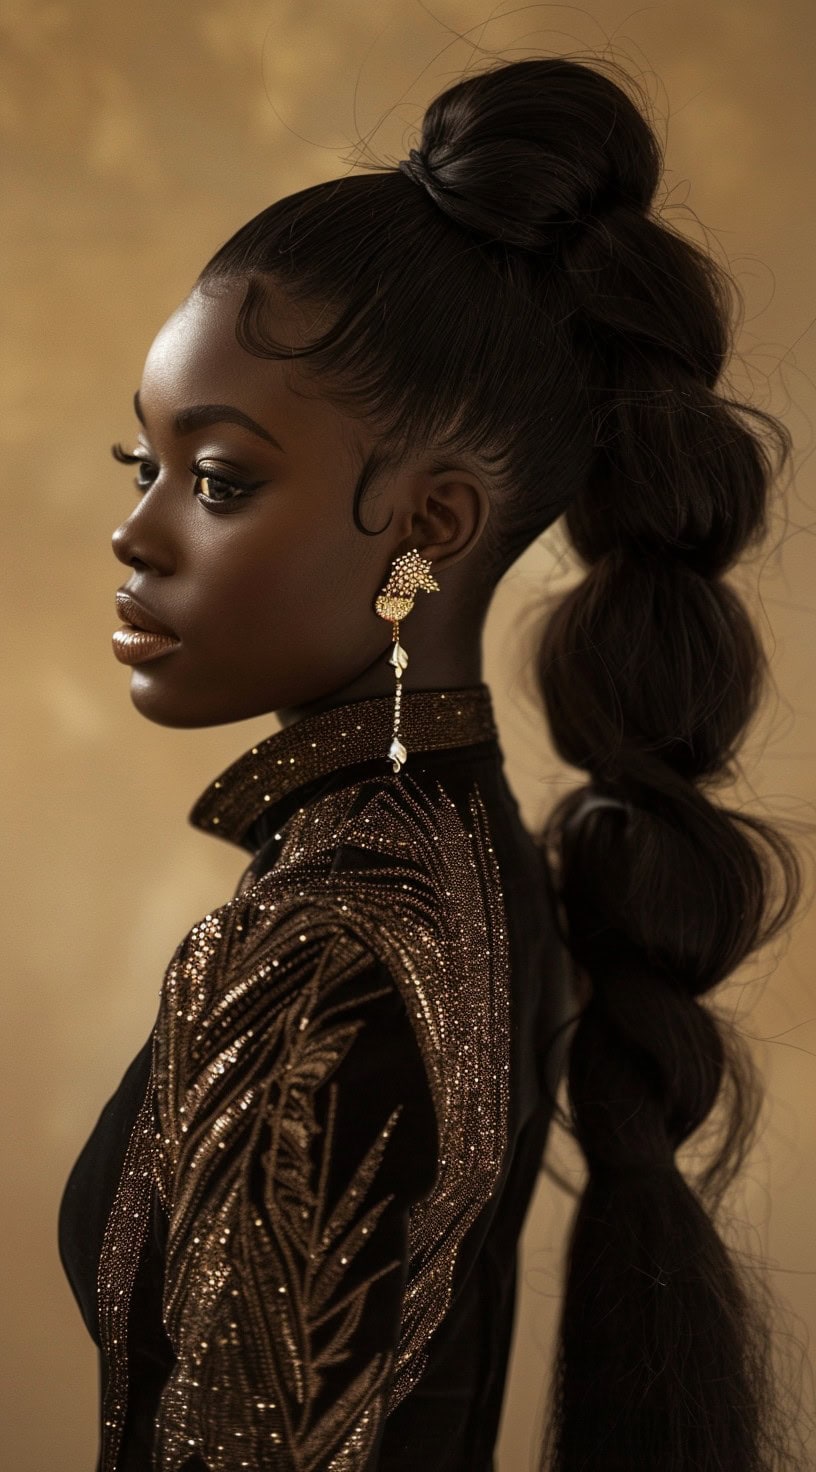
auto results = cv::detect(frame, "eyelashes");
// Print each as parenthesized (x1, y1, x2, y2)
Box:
(110, 442, 259, 508)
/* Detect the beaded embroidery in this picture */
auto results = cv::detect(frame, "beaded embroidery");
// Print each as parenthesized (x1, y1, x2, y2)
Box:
(96, 684, 511, 1470)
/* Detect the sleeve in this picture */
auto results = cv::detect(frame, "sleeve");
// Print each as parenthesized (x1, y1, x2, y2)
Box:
(153, 914, 440, 1472)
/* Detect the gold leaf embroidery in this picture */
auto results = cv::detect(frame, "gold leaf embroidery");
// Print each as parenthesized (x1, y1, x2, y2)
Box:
(154, 928, 409, 1471)
(269, 775, 512, 1405)
(96, 756, 511, 1470)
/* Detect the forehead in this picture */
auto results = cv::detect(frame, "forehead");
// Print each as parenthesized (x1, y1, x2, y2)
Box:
(137, 277, 354, 452)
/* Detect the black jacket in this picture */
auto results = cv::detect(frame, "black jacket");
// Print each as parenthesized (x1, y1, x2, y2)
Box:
(58, 682, 574, 1472)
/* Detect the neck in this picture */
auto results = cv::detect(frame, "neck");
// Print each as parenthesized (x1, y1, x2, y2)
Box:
(276, 633, 485, 730)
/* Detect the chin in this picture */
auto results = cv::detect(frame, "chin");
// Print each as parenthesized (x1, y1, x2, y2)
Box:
(126, 671, 227, 729)
(125, 668, 277, 730)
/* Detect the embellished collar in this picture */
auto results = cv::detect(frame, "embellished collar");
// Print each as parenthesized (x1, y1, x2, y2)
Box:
(188, 682, 499, 849)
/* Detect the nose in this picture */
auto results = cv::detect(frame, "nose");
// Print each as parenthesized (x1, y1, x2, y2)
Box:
(111, 500, 176, 575)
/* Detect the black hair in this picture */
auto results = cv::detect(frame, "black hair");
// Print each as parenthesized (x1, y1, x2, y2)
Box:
(194, 53, 812, 1471)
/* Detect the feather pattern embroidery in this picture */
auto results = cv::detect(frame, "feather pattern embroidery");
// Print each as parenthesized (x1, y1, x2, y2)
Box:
(154, 923, 416, 1471)
(96, 763, 511, 1471)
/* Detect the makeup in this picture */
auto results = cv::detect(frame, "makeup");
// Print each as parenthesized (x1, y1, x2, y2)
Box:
(112, 626, 181, 664)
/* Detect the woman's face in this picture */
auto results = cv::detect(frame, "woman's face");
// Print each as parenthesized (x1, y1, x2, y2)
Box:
(111, 277, 480, 730)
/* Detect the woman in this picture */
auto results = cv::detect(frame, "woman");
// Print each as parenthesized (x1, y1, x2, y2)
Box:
(58, 54, 807, 1472)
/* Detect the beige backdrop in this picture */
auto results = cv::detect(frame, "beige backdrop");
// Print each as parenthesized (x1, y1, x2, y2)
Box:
(2, 3, 815, 1467)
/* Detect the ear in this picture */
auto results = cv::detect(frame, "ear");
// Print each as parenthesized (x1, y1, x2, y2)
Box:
(403, 463, 491, 571)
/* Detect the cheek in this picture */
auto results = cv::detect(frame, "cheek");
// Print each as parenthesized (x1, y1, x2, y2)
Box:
(196, 529, 374, 660)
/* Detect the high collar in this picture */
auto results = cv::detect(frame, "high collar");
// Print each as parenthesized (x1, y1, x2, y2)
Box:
(188, 682, 499, 850)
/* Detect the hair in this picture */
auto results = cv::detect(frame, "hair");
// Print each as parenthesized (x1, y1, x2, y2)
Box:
(193, 53, 812, 1470)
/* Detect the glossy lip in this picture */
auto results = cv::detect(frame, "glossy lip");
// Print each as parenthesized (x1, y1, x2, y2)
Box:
(115, 589, 178, 639)
(111, 626, 181, 665)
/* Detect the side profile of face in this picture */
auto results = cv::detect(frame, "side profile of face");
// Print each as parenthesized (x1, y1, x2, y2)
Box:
(111, 276, 490, 730)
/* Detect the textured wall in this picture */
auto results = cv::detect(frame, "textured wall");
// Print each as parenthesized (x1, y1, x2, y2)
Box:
(2, 3, 814, 1467)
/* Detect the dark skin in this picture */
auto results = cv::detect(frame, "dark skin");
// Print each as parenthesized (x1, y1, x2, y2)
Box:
(111, 277, 494, 731)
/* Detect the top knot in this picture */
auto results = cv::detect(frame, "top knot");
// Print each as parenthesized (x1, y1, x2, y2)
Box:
(394, 58, 660, 252)
(396, 142, 636, 254)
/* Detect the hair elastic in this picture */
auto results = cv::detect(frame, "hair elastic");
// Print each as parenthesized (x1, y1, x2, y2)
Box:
(564, 789, 633, 833)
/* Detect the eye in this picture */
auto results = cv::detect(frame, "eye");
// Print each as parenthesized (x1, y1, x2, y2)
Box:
(193, 468, 253, 505)
(110, 443, 259, 508)
(111, 443, 157, 490)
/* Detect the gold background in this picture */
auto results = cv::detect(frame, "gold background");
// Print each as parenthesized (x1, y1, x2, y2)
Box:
(2, 3, 814, 1466)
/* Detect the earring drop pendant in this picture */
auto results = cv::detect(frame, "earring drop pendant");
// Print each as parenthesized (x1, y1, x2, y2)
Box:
(387, 621, 408, 772)
(389, 639, 409, 675)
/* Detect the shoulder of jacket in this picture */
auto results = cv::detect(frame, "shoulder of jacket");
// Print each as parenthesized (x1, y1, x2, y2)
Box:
(266, 765, 493, 886)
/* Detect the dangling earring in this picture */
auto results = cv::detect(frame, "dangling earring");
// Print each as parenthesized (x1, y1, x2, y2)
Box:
(374, 547, 440, 773)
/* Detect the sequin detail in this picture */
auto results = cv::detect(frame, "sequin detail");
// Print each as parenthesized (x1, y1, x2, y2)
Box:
(154, 922, 407, 1470)
(272, 774, 512, 1403)
(189, 684, 498, 848)
(95, 691, 511, 1469)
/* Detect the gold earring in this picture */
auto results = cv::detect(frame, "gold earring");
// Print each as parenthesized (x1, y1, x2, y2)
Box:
(374, 547, 440, 772)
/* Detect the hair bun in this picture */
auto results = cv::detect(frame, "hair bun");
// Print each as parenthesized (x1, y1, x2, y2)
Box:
(396, 58, 659, 252)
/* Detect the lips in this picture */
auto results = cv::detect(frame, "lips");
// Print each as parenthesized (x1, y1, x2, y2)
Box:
(115, 589, 178, 639)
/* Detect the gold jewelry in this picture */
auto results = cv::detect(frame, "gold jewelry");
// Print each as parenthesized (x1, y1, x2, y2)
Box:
(374, 547, 441, 772)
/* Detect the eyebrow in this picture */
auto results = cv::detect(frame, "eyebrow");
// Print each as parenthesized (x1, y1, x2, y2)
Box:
(133, 390, 286, 453)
